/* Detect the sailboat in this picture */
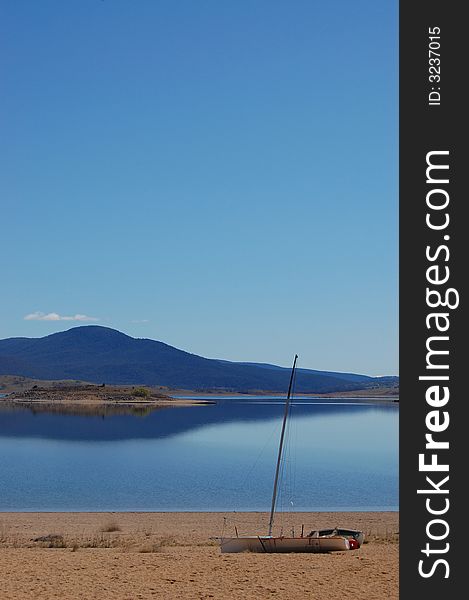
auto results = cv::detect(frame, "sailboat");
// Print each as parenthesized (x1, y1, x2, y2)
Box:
(216, 354, 363, 553)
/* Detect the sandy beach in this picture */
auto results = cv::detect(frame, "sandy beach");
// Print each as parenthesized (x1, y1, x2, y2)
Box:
(0, 511, 398, 600)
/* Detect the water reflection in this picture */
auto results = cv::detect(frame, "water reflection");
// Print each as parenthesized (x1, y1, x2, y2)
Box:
(0, 398, 396, 442)
(0, 398, 398, 511)
(0, 400, 165, 418)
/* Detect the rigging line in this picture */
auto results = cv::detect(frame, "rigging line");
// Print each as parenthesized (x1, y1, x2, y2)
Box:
(277, 425, 286, 518)
(238, 418, 281, 492)
(277, 440, 290, 530)
(289, 365, 299, 508)
(282, 407, 293, 511)
(277, 356, 299, 526)
(268, 354, 298, 537)
(278, 363, 297, 518)
(275, 430, 289, 530)
(278, 427, 289, 510)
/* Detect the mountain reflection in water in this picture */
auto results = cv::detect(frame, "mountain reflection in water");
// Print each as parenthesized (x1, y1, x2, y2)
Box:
(0, 398, 398, 512)
(0, 398, 394, 442)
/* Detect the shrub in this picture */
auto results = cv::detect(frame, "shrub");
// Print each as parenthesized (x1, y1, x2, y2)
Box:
(100, 520, 121, 533)
(133, 387, 150, 398)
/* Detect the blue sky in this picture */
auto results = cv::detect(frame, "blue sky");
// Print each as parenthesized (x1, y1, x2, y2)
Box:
(1, 0, 398, 375)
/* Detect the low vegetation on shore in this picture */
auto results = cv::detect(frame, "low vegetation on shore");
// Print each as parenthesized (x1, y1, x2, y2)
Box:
(0, 512, 399, 599)
(3, 381, 171, 405)
(1, 375, 398, 402)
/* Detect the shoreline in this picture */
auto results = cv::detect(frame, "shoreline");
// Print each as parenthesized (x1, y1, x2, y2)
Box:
(1, 508, 399, 513)
(0, 376, 399, 404)
(0, 398, 214, 417)
(0, 390, 397, 416)
(0, 511, 398, 599)
(0, 383, 214, 413)
(166, 388, 399, 400)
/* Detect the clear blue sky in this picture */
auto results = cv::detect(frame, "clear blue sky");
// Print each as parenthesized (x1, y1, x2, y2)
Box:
(1, 0, 398, 375)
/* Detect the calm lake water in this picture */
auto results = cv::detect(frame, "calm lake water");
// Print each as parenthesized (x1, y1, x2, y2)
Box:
(0, 398, 398, 512)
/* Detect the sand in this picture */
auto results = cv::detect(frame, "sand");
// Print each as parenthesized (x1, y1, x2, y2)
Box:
(0, 512, 398, 600)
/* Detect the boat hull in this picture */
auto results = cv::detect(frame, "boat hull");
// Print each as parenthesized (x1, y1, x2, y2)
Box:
(317, 528, 365, 547)
(219, 535, 350, 553)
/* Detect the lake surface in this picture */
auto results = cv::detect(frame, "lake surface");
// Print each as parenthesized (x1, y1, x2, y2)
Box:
(0, 398, 398, 512)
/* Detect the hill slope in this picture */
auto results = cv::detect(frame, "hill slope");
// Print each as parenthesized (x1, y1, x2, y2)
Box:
(0, 326, 397, 393)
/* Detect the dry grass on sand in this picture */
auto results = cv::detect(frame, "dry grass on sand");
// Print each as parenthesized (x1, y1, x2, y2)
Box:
(0, 512, 398, 600)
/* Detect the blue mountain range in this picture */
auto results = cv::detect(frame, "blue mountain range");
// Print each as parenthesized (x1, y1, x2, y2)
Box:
(0, 326, 398, 393)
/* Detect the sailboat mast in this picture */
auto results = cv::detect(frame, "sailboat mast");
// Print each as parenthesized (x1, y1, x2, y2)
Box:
(268, 354, 298, 537)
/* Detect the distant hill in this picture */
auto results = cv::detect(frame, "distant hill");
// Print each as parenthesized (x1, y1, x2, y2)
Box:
(0, 326, 398, 393)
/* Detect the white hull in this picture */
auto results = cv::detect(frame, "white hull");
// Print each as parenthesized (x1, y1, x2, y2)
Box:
(214, 359, 361, 557)
(219, 535, 350, 553)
